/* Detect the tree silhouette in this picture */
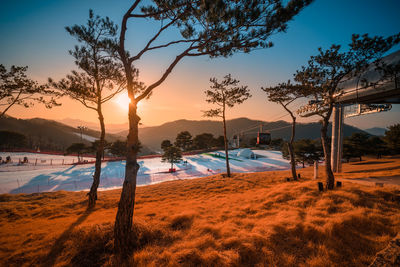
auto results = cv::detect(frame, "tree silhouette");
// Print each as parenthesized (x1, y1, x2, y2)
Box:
(161, 139, 173, 151)
(192, 133, 215, 150)
(49, 10, 125, 208)
(384, 124, 400, 154)
(262, 81, 301, 180)
(0, 131, 27, 149)
(175, 131, 192, 151)
(113, 0, 313, 257)
(0, 65, 59, 118)
(294, 33, 400, 189)
(110, 140, 128, 157)
(66, 143, 88, 163)
(203, 74, 251, 177)
(161, 145, 182, 170)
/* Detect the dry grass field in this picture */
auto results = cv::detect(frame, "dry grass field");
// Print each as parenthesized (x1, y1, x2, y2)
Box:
(1, 157, 400, 266)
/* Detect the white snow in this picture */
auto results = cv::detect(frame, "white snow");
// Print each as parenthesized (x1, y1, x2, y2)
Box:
(74, 132, 98, 142)
(237, 148, 255, 159)
(0, 149, 289, 194)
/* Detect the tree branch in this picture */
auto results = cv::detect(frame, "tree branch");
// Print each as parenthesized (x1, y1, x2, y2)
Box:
(135, 46, 195, 102)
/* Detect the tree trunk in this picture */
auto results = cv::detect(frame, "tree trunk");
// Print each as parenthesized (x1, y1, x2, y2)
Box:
(321, 117, 335, 190)
(222, 107, 231, 177)
(288, 116, 297, 180)
(88, 105, 105, 209)
(114, 102, 140, 257)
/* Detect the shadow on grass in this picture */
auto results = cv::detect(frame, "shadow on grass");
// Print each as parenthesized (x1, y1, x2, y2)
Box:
(350, 161, 394, 165)
(346, 165, 400, 173)
(42, 207, 93, 266)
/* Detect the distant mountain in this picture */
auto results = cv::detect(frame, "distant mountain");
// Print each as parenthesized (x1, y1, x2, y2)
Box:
(0, 116, 153, 155)
(364, 127, 387, 136)
(60, 118, 129, 134)
(118, 117, 367, 151)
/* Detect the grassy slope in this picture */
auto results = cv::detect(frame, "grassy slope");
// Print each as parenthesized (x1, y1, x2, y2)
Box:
(1, 158, 400, 267)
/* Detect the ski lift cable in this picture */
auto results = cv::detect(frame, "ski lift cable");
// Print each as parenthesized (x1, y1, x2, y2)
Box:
(263, 124, 293, 132)
(231, 101, 304, 137)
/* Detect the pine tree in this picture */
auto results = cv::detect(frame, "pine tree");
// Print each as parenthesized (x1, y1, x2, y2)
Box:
(175, 131, 192, 151)
(294, 33, 400, 189)
(49, 10, 126, 208)
(262, 81, 301, 180)
(0, 65, 60, 118)
(203, 74, 251, 177)
(113, 0, 313, 257)
(384, 124, 400, 154)
(161, 146, 182, 170)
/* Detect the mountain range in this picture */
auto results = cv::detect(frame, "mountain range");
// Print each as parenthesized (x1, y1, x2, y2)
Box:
(1, 116, 369, 153)
(120, 117, 367, 151)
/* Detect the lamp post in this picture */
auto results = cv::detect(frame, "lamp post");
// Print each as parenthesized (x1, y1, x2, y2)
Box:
(77, 126, 87, 142)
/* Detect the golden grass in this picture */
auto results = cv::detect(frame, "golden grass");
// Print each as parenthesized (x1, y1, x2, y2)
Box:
(1, 157, 400, 266)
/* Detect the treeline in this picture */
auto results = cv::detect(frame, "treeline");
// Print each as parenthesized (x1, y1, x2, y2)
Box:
(161, 131, 225, 152)
(0, 130, 154, 158)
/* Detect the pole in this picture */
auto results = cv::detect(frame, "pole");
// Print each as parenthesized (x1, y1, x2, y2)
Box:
(314, 161, 318, 180)
(337, 104, 344, 172)
(331, 105, 339, 172)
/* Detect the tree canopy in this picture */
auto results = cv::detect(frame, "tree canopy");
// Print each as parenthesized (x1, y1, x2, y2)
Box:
(161, 145, 182, 170)
(293, 33, 400, 189)
(1, 65, 60, 118)
(384, 124, 400, 154)
(175, 131, 193, 151)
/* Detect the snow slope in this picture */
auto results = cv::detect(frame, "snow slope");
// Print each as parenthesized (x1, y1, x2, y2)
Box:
(0, 149, 289, 194)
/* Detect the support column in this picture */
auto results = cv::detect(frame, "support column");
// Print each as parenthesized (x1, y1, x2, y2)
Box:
(336, 104, 344, 172)
(331, 105, 339, 172)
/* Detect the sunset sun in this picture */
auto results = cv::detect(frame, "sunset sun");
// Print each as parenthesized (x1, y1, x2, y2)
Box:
(114, 92, 131, 110)
(114, 92, 144, 110)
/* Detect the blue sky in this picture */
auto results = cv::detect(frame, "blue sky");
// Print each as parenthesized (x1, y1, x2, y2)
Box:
(1, 0, 399, 129)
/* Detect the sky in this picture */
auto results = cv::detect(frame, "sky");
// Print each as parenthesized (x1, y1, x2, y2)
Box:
(1, 0, 400, 130)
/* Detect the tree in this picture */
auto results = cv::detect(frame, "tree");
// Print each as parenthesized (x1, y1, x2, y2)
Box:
(214, 135, 225, 148)
(294, 33, 400, 189)
(203, 74, 251, 177)
(384, 124, 400, 154)
(175, 131, 192, 151)
(161, 139, 173, 151)
(262, 80, 301, 180)
(348, 132, 370, 161)
(110, 140, 128, 157)
(368, 136, 387, 159)
(49, 10, 125, 208)
(66, 143, 88, 162)
(0, 65, 59, 118)
(282, 139, 323, 167)
(270, 138, 284, 150)
(0, 131, 27, 150)
(113, 0, 313, 257)
(90, 139, 111, 158)
(162, 145, 182, 170)
(192, 133, 215, 150)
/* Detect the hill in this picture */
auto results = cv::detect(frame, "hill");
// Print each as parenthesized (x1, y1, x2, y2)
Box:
(60, 118, 129, 134)
(0, 116, 139, 153)
(118, 117, 367, 150)
(364, 127, 387, 136)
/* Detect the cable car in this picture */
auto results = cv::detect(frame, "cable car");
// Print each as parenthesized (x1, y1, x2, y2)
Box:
(257, 132, 271, 145)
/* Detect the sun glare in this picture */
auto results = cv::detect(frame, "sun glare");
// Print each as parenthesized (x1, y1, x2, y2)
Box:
(114, 92, 144, 110)
(115, 92, 131, 110)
